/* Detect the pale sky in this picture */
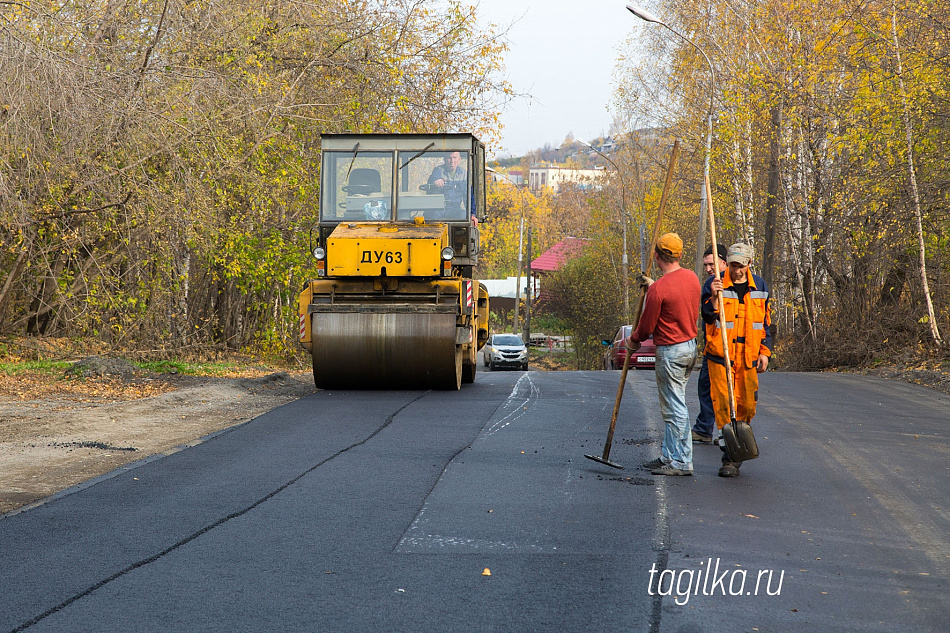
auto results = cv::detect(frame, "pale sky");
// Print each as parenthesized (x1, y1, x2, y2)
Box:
(470, 0, 640, 157)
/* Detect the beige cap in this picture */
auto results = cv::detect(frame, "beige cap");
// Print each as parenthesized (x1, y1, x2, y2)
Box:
(726, 243, 754, 266)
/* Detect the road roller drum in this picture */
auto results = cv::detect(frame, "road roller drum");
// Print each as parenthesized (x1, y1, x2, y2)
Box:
(310, 305, 462, 390)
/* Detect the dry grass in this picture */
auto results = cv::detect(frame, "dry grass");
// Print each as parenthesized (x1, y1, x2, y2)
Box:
(0, 336, 298, 404)
(0, 371, 174, 403)
(530, 352, 577, 371)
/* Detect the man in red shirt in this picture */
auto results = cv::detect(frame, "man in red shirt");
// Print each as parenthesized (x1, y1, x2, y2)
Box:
(627, 233, 702, 476)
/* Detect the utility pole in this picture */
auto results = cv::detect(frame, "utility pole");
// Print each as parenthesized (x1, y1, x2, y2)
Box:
(486, 167, 526, 334)
(513, 213, 524, 332)
(522, 228, 532, 345)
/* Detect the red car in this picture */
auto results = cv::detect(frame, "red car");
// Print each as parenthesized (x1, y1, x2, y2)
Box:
(602, 326, 656, 370)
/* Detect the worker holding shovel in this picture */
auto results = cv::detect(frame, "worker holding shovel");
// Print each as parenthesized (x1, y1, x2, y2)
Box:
(702, 243, 773, 477)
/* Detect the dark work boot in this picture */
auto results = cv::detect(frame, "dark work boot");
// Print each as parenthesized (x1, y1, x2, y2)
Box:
(719, 449, 742, 477)
(718, 461, 741, 477)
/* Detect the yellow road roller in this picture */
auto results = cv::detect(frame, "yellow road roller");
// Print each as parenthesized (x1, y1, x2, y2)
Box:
(298, 134, 490, 389)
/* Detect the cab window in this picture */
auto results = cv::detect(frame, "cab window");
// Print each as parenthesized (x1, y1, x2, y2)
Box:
(321, 151, 394, 221)
(396, 150, 469, 221)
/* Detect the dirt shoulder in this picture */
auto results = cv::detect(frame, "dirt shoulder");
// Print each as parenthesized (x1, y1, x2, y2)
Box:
(0, 368, 315, 515)
(843, 364, 950, 396)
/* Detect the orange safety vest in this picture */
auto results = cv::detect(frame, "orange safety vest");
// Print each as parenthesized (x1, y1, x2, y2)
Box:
(703, 270, 772, 367)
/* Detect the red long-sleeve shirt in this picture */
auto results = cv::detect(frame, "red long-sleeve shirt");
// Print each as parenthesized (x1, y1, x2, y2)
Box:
(630, 267, 701, 346)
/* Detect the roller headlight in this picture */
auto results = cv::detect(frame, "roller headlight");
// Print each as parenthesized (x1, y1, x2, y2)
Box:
(312, 247, 326, 260)
(441, 247, 455, 261)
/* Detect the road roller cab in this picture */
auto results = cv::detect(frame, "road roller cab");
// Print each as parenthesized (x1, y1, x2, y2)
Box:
(299, 134, 490, 390)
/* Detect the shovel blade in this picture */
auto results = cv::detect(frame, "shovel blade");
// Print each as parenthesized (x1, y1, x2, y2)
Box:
(721, 421, 759, 461)
(585, 454, 624, 470)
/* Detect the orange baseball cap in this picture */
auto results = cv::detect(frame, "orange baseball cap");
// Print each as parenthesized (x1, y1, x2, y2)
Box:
(656, 232, 683, 258)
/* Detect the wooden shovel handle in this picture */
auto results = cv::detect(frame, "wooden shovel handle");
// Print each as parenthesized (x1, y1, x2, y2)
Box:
(705, 172, 738, 422)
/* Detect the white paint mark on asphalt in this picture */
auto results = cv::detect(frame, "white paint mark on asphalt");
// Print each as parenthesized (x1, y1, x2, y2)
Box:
(396, 374, 552, 555)
(482, 372, 539, 437)
(398, 533, 550, 552)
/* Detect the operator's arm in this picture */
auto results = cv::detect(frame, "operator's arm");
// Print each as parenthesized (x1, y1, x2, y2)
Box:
(428, 167, 446, 188)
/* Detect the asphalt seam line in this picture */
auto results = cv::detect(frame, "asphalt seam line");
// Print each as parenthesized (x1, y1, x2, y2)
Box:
(7, 392, 429, 633)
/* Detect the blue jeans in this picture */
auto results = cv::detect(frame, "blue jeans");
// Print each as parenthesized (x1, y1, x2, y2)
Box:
(692, 357, 715, 437)
(655, 340, 697, 471)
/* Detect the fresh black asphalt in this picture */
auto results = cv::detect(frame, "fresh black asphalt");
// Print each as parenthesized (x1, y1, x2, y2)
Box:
(1, 369, 947, 632)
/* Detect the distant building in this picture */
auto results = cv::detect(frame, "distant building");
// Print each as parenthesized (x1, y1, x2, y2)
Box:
(480, 276, 538, 314)
(528, 165, 604, 193)
(623, 128, 675, 156)
(489, 169, 524, 186)
(584, 129, 667, 162)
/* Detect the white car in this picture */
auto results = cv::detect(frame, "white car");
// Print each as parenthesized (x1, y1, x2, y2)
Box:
(482, 334, 528, 371)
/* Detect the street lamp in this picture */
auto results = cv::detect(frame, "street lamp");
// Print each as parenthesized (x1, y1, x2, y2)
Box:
(578, 138, 631, 323)
(627, 4, 717, 278)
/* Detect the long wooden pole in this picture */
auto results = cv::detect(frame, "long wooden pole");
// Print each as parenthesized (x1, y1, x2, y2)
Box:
(705, 172, 737, 423)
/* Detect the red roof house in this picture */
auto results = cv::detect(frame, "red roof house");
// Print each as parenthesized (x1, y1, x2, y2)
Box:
(530, 237, 590, 273)
(527, 237, 592, 309)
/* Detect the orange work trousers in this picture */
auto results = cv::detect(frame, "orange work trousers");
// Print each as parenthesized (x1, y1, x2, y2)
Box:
(707, 350, 759, 430)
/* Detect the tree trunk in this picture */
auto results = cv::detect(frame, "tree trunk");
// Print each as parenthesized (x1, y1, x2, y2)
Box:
(879, 252, 910, 309)
(761, 103, 782, 294)
(891, 6, 942, 346)
(27, 253, 68, 335)
(0, 246, 29, 330)
(781, 166, 816, 341)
